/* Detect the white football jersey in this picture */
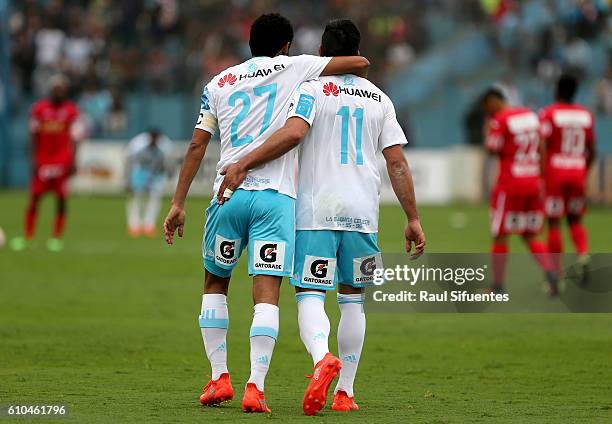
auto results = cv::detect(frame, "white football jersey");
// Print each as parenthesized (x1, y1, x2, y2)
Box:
(126, 132, 172, 176)
(288, 75, 408, 233)
(196, 55, 332, 198)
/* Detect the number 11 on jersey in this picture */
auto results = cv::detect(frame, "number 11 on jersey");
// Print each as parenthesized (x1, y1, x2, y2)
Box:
(337, 106, 364, 166)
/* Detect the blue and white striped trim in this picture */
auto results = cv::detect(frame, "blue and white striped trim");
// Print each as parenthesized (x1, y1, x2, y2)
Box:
(249, 326, 278, 340)
(198, 309, 229, 329)
(295, 292, 326, 303)
(337, 294, 364, 305)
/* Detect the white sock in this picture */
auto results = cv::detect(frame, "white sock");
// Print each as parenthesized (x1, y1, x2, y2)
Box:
(296, 291, 329, 365)
(247, 303, 279, 391)
(143, 190, 162, 229)
(199, 294, 229, 380)
(335, 293, 365, 397)
(126, 194, 142, 230)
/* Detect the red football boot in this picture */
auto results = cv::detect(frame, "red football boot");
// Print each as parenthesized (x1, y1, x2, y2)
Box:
(242, 383, 271, 413)
(199, 373, 233, 406)
(302, 352, 342, 416)
(331, 390, 359, 411)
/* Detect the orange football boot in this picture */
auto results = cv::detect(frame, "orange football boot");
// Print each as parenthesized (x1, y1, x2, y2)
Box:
(331, 390, 359, 411)
(302, 352, 342, 416)
(199, 373, 233, 406)
(143, 225, 157, 238)
(242, 382, 271, 413)
(128, 226, 141, 238)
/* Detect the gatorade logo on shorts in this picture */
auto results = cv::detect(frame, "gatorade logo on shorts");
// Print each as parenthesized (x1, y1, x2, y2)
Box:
(220, 241, 235, 259)
(360, 257, 376, 276)
(215, 235, 241, 267)
(302, 255, 336, 287)
(353, 253, 382, 286)
(253, 240, 285, 271)
(311, 259, 329, 278)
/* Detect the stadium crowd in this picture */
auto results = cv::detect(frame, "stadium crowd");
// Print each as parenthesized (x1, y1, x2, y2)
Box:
(7, 0, 612, 138)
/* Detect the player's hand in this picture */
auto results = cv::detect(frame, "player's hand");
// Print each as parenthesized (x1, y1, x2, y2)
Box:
(405, 218, 426, 260)
(163, 204, 185, 245)
(217, 163, 247, 205)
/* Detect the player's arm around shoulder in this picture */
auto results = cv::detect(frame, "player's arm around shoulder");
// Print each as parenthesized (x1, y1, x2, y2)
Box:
(216, 81, 318, 204)
(321, 56, 370, 78)
(290, 54, 370, 79)
(217, 116, 310, 205)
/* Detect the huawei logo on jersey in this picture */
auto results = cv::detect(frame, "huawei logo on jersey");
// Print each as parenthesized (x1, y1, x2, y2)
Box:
(323, 82, 339, 97)
(218, 73, 237, 88)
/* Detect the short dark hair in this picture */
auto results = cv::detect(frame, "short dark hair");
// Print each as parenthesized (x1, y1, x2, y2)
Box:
(321, 19, 360, 56)
(482, 87, 506, 103)
(556, 74, 578, 102)
(249, 13, 293, 57)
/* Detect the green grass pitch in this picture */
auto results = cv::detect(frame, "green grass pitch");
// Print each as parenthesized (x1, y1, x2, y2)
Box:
(1, 191, 611, 423)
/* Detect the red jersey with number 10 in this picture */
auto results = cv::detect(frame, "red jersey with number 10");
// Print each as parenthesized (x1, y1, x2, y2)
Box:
(539, 103, 594, 179)
(30, 99, 79, 166)
(486, 106, 541, 192)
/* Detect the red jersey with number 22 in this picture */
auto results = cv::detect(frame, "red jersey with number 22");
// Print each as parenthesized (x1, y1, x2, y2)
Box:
(30, 99, 79, 166)
(486, 107, 541, 193)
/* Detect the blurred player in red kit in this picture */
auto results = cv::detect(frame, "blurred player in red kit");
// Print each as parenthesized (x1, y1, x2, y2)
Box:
(539, 75, 596, 280)
(10, 75, 82, 252)
(482, 88, 559, 296)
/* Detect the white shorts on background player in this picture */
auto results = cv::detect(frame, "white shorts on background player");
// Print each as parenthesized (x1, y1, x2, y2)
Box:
(287, 75, 408, 289)
(195, 54, 332, 277)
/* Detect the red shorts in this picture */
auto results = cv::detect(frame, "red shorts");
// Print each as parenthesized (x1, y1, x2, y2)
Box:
(31, 163, 70, 197)
(490, 184, 544, 236)
(544, 173, 586, 218)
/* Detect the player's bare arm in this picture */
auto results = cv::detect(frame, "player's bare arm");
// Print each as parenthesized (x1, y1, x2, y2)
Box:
(586, 142, 597, 169)
(539, 139, 547, 178)
(382, 144, 425, 259)
(163, 128, 211, 245)
(321, 56, 370, 78)
(217, 117, 310, 204)
(29, 125, 38, 174)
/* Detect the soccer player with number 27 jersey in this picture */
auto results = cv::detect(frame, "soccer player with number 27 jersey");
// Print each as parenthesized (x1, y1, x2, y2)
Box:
(218, 19, 425, 416)
(482, 88, 559, 296)
(163, 13, 370, 413)
(539, 75, 596, 278)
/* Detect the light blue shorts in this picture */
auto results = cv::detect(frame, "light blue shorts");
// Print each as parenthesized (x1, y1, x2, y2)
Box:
(203, 189, 295, 278)
(290, 230, 382, 290)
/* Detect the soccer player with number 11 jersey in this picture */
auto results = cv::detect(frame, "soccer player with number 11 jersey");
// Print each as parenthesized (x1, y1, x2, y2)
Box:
(219, 19, 425, 415)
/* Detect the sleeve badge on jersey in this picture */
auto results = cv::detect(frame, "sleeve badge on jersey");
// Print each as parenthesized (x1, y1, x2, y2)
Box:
(343, 75, 355, 86)
(295, 94, 315, 119)
(200, 87, 210, 110)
